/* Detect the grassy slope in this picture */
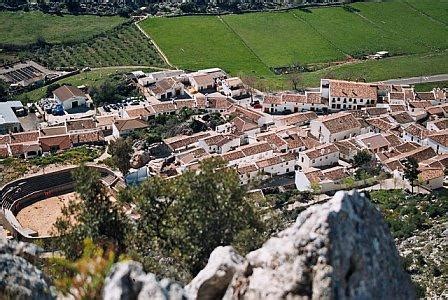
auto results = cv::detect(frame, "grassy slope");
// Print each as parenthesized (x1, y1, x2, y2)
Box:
(222, 11, 343, 66)
(351, 1, 448, 52)
(403, 0, 448, 25)
(140, 16, 271, 76)
(0, 11, 126, 46)
(293, 6, 413, 56)
(414, 81, 448, 92)
(18, 67, 156, 102)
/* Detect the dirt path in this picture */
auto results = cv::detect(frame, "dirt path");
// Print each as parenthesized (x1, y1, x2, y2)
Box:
(134, 18, 176, 69)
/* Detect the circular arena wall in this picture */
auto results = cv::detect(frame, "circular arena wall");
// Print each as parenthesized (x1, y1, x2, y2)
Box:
(0, 165, 123, 241)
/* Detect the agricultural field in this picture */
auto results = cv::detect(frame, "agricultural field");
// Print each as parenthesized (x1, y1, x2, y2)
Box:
(0, 11, 126, 46)
(28, 25, 167, 69)
(141, 0, 448, 84)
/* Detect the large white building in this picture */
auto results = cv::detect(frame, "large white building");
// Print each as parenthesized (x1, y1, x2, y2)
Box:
(320, 79, 377, 111)
(298, 144, 340, 171)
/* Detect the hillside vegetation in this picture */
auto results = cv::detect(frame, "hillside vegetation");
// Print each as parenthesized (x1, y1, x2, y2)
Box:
(142, 0, 448, 83)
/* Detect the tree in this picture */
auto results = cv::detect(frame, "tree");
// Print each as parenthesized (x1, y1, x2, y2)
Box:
(123, 158, 267, 280)
(287, 73, 301, 91)
(54, 165, 129, 259)
(403, 157, 420, 194)
(108, 138, 133, 175)
(310, 181, 322, 200)
(45, 83, 61, 97)
(343, 176, 356, 190)
(353, 149, 372, 168)
(0, 80, 9, 101)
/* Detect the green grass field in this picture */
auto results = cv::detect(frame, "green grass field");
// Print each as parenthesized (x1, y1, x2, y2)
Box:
(141, 0, 448, 82)
(28, 25, 167, 69)
(17, 67, 157, 102)
(0, 11, 126, 46)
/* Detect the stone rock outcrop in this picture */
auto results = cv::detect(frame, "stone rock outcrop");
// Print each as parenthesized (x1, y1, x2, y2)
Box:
(102, 261, 186, 300)
(0, 238, 54, 300)
(185, 246, 244, 300)
(225, 190, 415, 300)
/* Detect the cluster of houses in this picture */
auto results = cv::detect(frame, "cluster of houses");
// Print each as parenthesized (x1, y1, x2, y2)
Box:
(1, 67, 447, 193)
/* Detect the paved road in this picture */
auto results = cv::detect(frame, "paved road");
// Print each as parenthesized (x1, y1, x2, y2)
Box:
(373, 74, 448, 86)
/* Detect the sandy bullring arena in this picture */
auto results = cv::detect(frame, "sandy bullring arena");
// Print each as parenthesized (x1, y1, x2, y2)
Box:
(16, 192, 79, 236)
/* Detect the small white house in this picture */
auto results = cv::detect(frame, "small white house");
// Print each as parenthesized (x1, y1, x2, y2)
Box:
(298, 144, 339, 171)
(53, 85, 87, 111)
(310, 112, 361, 143)
(418, 167, 444, 190)
(426, 132, 448, 154)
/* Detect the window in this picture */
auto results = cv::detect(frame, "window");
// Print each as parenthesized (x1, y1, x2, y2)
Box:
(301, 157, 304, 162)
(337, 97, 340, 101)
(332, 104, 336, 109)
(343, 99, 347, 103)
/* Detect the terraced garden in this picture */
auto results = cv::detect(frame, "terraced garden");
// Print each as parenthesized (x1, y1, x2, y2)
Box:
(141, 0, 448, 85)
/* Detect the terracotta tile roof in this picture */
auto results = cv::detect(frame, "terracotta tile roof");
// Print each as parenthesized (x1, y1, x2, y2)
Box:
(0, 145, 9, 158)
(221, 149, 245, 162)
(152, 102, 176, 113)
(176, 147, 208, 165)
(194, 93, 207, 108)
(39, 134, 72, 151)
(303, 144, 339, 160)
(239, 141, 272, 157)
(39, 126, 67, 137)
(334, 139, 362, 156)
(202, 134, 237, 147)
(237, 163, 259, 174)
(389, 105, 406, 112)
(304, 169, 326, 183)
(281, 93, 307, 103)
(415, 92, 435, 101)
(384, 146, 436, 166)
(0, 135, 11, 145)
(427, 131, 448, 147)
(96, 115, 118, 127)
(389, 92, 405, 101)
(207, 96, 232, 110)
(420, 154, 448, 170)
(365, 107, 388, 116)
(231, 116, 258, 134)
(360, 134, 390, 150)
(70, 130, 104, 145)
(366, 117, 397, 132)
(66, 118, 96, 132)
(256, 153, 295, 169)
(263, 95, 283, 105)
(257, 133, 287, 149)
(384, 133, 403, 147)
(395, 142, 418, 154)
(329, 80, 377, 99)
(125, 107, 154, 118)
(404, 123, 430, 139)
(403, 89, 415, 101)
(53, 85, 85, 101)
(432, 119, 448, 130)
(175, 99, 196, 109)
(319, 112, 361, 134)
(390, 112, 413, 124)
(305, 92, 323, 104)
(164, 132, 211, 151)
(113, 118, 148, 131)
(226, 105, 263, 124)
(418, 167, 444, 181)
(9, 131, 39, 144)
(425, 104, 446, 116)
(322, 166, 347, 181)
(276, 111, 317, 126)
(190, 74, 215, 87)
(148, 77, 180, 95)
(408, 101, 432, 109)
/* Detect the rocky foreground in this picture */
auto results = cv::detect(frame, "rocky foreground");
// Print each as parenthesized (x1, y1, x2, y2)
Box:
(1, 191, 415, 299)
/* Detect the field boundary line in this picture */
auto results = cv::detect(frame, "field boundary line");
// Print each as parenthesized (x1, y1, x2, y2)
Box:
(353, 10, 433, 53)
(217, 16, 272, 72)
(135, 19, 176, 69)
(402, 1, 448, 28)
(291, 12, 348, 58)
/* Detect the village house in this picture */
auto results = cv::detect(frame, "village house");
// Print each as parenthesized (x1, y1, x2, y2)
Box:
(357, 133, 390, 153)
(189, 73, 216, 92)
(218, 77, 247, 98)
(426, 131, 448, 154)
(298, 144, 340, 170)
(0, 101, 23, 134)
(197, 134, 240, 154)
(335, 139, 363, 161)
(402, 123, 430, 145)
(274, 111, 318, 127)
(310, 112, 362, 143)
(418, 167, 444, 190)
(112, 118, 149, 138)
(237, 163, 260, 185)
(427, 118, 448, 132)
(123, 106, 155, 121)
(164, 131, 212, 153)
(262, 92, 327, 114)
(320, 79, 378, 111)
(147, 77, 184, 100)
(255, 152, 296, 176)
(53, 85, 88, 111)
(295, 166, 349, 193)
